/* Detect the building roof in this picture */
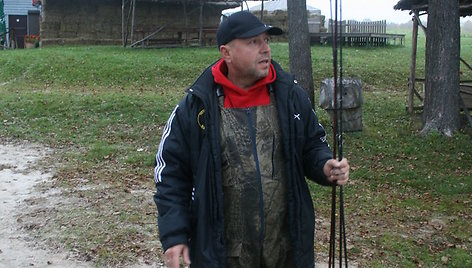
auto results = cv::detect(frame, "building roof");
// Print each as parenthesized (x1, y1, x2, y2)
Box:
(394, 0, 472, 17)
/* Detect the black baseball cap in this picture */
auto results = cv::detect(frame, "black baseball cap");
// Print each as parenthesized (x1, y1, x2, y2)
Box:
(217, 11, 283, 48)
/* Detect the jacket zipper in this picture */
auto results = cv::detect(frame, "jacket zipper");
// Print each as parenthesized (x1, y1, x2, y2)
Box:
(246, 108, 265, 247)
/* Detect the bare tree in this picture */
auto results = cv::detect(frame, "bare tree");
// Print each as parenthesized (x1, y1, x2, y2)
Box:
(287, 0, 314, 104)
(422, 0, 461, 136)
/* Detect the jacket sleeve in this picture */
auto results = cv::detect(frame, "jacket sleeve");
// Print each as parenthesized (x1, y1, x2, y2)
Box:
(153, 99, 193, 252)
(299, 90, 333, 186)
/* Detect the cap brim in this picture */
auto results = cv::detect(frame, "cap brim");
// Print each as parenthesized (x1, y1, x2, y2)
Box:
(237, 25, 283, 39)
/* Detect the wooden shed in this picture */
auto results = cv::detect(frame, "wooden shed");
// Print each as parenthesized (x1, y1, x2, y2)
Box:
(394, 0, 472, 124)
(39, 0, 241, 47)
(394, 0, 472, 17)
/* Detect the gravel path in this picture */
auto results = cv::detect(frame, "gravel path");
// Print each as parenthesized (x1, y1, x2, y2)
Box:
(0, 142, 89, 268)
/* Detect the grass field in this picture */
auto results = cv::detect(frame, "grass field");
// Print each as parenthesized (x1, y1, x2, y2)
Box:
(1, 30, 471, 267)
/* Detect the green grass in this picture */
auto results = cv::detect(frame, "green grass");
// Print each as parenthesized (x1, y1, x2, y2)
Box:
(310, 86, 471, 267)
(1, 32, 471, 266)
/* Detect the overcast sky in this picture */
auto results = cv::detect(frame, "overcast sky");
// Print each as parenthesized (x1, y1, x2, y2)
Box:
(232, 1, 471, 25)
(307, 0, 412, 24)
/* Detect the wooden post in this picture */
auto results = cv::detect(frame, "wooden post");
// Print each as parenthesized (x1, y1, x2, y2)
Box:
(383, 20, 386, 45)
(260, 0, 264, 21)
(130, 0, 136, 46)
(409, 14, 419, 114)
(122, 0, 125, 47)
(199, 0, 203, 46)
(183, 0, 188, 46)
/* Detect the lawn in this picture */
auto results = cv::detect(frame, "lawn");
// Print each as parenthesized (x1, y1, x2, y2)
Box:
(0, 30, 471, 267)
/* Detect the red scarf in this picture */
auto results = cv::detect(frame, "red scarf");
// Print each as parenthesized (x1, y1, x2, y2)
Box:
(211, 59, 276, 108)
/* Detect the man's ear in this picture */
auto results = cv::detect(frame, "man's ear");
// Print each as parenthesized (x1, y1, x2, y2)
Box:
(220, 45, 231, 63)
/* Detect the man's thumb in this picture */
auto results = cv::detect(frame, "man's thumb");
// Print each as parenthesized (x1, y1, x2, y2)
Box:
(182, 246, 191, 266)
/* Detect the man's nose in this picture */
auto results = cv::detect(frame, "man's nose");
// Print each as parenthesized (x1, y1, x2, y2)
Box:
(261, 41, 270, 53)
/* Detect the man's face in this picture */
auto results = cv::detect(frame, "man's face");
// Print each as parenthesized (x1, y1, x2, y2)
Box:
(221, 32, 272, 88)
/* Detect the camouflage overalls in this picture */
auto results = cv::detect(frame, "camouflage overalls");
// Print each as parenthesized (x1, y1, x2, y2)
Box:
(218, 91, 294, 268)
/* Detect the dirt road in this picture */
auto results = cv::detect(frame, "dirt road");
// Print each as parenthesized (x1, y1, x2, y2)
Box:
(0, 141, 339, 268)
(0, 141, 89, 267)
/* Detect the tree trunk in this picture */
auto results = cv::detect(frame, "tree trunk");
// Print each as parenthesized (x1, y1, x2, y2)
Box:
(287, 0, 314, 105)
(422, 0, 461, 137)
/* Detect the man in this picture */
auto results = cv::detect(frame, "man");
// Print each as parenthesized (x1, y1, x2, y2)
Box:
(154, 11, 349, 268)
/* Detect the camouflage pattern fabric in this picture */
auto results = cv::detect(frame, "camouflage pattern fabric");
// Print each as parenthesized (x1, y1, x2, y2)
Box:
(218, 93, 293, 268)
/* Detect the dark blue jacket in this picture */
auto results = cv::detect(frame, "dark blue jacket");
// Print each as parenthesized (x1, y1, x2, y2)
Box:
(154, 60, 333, 267)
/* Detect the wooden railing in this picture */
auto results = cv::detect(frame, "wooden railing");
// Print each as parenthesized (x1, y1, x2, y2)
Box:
(311, 19, 405, 46)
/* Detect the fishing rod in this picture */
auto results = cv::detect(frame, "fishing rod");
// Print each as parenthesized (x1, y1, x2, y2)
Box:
(328, 0, 348, 267)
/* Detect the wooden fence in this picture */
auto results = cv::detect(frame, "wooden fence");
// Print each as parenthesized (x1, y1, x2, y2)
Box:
(311, 20, 405, 46)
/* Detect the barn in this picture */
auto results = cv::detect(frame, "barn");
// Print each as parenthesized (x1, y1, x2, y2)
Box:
(39, 0, 242, 47)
